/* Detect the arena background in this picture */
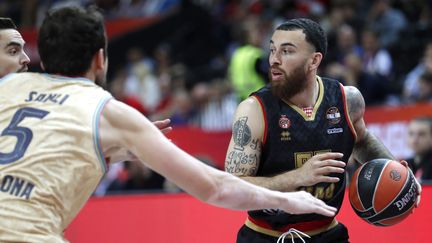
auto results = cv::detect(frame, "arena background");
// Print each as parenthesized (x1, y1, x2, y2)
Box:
(3, 0, 431, 242)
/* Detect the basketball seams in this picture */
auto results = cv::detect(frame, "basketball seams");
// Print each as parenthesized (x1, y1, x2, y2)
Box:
(373, 170, 412, 216)
(378, 203, 415, 226)
(353, 163, 366, 211)
(371, 160, 390, 214)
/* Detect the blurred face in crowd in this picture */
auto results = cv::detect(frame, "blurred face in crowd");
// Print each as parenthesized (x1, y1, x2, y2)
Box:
(423, 44, 432, 72)
(418, 77, 432, 100)
(268, 29, 313, 99)
(408, 120, 432, 156)
(337, 25, 356, 52)
(361, 31, 379, 53)
(0, 29, 29, 78)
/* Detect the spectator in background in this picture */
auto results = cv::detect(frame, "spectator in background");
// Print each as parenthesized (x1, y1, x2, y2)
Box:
(155, 89, 195, 126)
(326, 52, 389, 106)
(229, 17, 268, 101)
(124, 47, 161, 115)
(403, 42, 432, 102)
(0, 17, 30, 78)
(407, 117, 432, 182)
(107, 161, 165, 193)
(327, 24, 362, 64)
(366, 0, 407, 48)
(110, 68, 148, 114)
(416, 72, 432, 102)
(191, 80, 237, 131)
(360, 29, 392, 79)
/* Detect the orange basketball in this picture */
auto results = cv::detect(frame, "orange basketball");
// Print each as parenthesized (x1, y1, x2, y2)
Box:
(349, 159, 418, 226)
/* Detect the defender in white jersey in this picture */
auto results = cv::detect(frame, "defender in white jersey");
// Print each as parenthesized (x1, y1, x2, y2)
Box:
(0, 17, 29, 78)
(0, 6, 336, 242)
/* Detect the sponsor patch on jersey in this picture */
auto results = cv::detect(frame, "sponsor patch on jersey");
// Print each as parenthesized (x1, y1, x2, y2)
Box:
(281, 131, 291, 141)
(327, 127, 343, 134)
(279, 115, 291, 129)
(326, 107, 341, 125)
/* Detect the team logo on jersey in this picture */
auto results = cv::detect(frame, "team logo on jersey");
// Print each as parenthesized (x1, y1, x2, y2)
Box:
(326, 107, 341, 125)
(279, 115, 291, 129)
(281, 131, 291, 141)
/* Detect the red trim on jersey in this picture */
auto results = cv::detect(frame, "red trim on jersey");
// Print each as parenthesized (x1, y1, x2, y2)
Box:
(340, 84, 357, 141)
(252, 95, 268, 145)
(248, 216, 334, 233)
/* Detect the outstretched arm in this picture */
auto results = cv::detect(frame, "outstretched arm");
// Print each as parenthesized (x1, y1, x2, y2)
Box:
(344, 86, 394, 162)
(106, 119, 172, 163)
(99, 99, 336, 216)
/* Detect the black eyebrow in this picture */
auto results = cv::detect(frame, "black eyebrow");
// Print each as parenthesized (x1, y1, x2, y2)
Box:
(269, 40, 297, 48)
(5, 41, 23, 49)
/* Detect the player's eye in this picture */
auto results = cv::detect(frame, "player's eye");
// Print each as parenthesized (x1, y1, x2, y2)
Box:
(8, 48, 18, 55)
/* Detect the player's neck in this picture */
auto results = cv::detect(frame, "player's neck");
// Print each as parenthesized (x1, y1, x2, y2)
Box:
(285, 77, 319, 108)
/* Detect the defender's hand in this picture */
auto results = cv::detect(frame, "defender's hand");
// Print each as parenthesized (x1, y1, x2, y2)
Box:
(282, 191, 337, 217)
(296, 152, 346, 187)
(153, 119, 172, 134)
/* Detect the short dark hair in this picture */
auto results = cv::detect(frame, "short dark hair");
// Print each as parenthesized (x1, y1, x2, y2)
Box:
(276, 18, 327, 58)
(0, 18, 17, 30)
(38, 6, 107, 76)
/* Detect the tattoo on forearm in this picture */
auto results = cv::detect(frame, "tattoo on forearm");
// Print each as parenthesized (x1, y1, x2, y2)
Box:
(250, 138, 261, 152)
(353, 131, 394, 162)
(233, 117, 251, 151)
(225, 150, 258, 175)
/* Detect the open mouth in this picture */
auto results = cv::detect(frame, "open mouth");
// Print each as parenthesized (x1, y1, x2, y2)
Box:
(271, 69, 284, 80)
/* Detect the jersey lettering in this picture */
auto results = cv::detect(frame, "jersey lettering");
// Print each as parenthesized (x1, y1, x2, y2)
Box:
(25, 91, 70, 105)
(294, 150, 335, 200)
(0, 174, 35, 200)
(0, 107, 49, 164)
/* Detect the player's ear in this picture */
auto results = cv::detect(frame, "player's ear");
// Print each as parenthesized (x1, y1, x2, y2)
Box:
(95, 48, 105, 71)
(309, 52, 322, 71)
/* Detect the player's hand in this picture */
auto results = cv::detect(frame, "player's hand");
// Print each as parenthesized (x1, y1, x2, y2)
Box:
(153, 119, 172, 134)
(295, 152, 346, 187)
(282, 191, 337, 217)
(400, 160, 422, 207)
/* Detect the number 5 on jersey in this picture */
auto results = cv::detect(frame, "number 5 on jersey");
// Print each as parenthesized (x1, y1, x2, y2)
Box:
(0, 107, 49, 165)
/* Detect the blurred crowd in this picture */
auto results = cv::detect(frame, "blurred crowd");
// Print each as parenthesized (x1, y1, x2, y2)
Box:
(3, 0, 432, 194)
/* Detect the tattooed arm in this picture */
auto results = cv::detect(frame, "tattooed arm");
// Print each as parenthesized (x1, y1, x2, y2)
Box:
(346, 86, 422, 206)
(344, 86, 395, 162)
(224, 97, 344, 192)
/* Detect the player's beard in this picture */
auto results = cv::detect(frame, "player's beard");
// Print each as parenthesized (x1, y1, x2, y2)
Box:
(269, 61, 308, 100)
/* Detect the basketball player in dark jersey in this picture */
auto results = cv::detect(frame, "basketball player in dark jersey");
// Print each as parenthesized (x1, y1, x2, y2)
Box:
(224, 18, 421, 243)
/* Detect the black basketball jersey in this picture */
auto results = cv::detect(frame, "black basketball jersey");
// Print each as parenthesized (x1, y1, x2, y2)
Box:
(248, 77, 356, 229)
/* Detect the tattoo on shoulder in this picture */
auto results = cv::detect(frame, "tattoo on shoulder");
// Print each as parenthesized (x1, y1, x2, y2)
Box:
(233, 117, 252, 151)
(345, 86, 365, 121)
